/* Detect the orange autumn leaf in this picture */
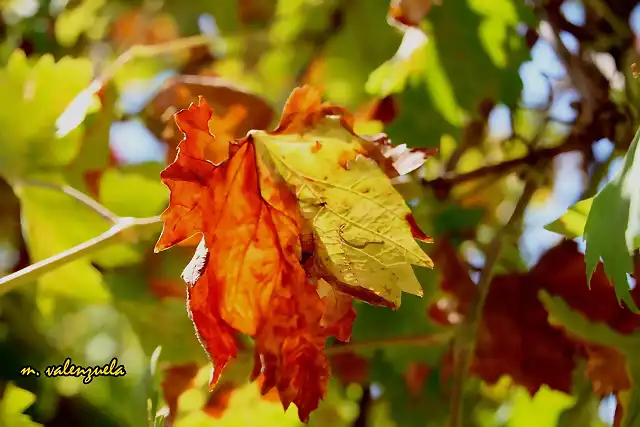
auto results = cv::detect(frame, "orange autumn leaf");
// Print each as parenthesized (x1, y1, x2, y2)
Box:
(251, 86, 434, 309)
(272, 85, 436, 178)
(203, 382, 236, 419)
(154, 86, 436, 422)
(584, 345, 631, 396)
(155, 97, 354, 422)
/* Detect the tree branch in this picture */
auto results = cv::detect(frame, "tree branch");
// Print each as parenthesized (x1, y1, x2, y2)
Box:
(325, 330, 455, 356)
(582, 0, 632, 39)
(0, 216, 161, 295)
(447, 178, 539, 427)
(57, 34, 217, 137)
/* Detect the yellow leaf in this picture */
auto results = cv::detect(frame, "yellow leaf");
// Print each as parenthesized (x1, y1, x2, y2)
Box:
(251, 115, 433, 308)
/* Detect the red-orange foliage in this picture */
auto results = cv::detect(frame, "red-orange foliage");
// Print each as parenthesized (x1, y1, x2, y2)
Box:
(154, 94, 355, 422)
(431, 239, 640, 397)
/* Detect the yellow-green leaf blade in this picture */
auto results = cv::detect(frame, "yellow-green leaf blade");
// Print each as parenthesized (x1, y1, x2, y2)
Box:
(251, 121, 432, 308)
(545, 197, 593, 239)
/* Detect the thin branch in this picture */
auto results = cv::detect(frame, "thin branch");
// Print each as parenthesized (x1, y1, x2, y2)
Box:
(56, 34, 217, 134)
(0, 216, 161, 295)
(447, 178, 539, 427)
(325, 330, 455, 356)
(423, 139, 582, 190)
(16, 180, 119, 223)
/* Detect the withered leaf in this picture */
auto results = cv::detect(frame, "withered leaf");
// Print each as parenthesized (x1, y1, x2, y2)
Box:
(155, 86, 435, 421)
(251, 86, 434, 309)
(155, 97, 354, 422)
(149, 75, 274, 162)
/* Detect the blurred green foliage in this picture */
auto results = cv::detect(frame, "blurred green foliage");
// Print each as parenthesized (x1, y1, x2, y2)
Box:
(0, 0, 639, 426)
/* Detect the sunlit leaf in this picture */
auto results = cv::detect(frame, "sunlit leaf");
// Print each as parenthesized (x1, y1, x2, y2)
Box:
(545, 197, 593, 239)
(584, 128, 640, 313)
(0, 383, 42, 427)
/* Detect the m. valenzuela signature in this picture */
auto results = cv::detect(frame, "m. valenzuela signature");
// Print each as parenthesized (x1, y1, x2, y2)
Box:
(20, 358, 126, 384)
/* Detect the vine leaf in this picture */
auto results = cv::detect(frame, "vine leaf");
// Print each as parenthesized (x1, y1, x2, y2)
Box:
(0, 50, 94, 179)
(584, 128, 640, 313)
(155, 107, 345, 422)
(251, 86, 434, 309)
(430, 239, 640, 397)
(154, 87, 436, 422)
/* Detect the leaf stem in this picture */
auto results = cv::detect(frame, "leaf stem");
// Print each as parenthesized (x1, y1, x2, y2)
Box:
(0, 216, 161, 295)
(447, 178, 538, 427)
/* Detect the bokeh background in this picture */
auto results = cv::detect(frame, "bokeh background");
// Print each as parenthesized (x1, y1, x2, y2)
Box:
(0, 0, 639, 426)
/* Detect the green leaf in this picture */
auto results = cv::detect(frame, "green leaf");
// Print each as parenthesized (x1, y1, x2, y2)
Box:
(367, 36, 463, 148)
(539, 290, 640, 427)
(91, 164, 168, 269)
(584, 128, 640, 313)
(319, 0, 401, 107)
(0, 50, 94, 179)
(65, 83, 119, 192)
(259, 0, 400, 107)
(0, 383, 42, 427)
(433, 205, 485, 236)
(545, 197, 593, 239)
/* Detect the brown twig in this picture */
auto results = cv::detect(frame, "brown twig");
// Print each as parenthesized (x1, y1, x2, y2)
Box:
(325, 330, 454, 356)
(0, 216, 161, 294)
(353, 385, 372, 427)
